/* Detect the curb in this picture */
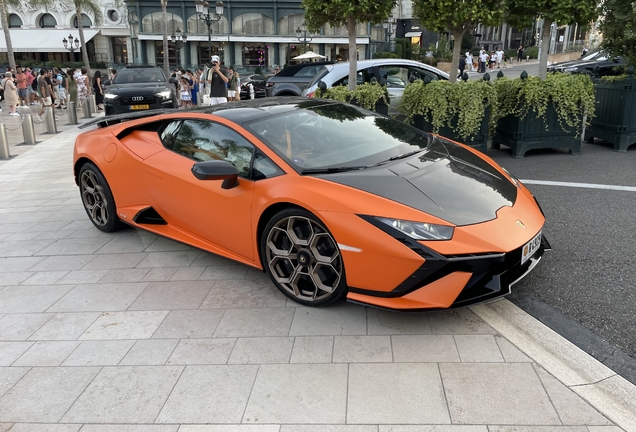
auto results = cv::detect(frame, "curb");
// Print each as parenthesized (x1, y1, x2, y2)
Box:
(471, 298, 636, 431)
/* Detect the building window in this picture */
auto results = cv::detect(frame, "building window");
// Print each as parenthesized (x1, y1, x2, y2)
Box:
(39, 13, 57, 28)
(277, 14, 304, 35)
(232, 13, 274, 35)
(241, 43, 269, 67)
(142, 12, 183, 34)
(186, 14, 228, 34)
(9, 14, 23, 28)
(112, 37, 128, 64)
(324, 22, 367, 36)
(107, 10, 120, 23)
(73, 13, 92, 28)
(155, 41, 177, 68)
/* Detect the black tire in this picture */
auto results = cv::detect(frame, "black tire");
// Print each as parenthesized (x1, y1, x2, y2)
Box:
(78, 162, 122, 233)
(261, 208, 347, 307)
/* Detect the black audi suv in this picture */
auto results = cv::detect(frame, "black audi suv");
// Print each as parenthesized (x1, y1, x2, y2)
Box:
(103, 66, 178, 116)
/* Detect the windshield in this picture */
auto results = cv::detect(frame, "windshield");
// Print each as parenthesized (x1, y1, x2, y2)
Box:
(114, 69, 166, 84)
(245, 103, 431, 172)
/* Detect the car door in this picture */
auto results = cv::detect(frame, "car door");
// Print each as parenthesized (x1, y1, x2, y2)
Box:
(142, 119, 257, 260)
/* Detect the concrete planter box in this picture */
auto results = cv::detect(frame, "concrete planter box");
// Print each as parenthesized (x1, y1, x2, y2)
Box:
(584, 73, 636, 152)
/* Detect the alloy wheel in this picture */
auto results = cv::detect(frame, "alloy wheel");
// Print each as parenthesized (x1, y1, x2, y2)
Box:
(265, 215, 343, 302)
(80, 169, 109, 227)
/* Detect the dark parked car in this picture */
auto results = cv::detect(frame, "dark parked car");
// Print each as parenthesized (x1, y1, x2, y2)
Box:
(548, 52, 626, 76)
(103, 66, 178, 116)
(239, 73, 267, 99)
(265, 61, 334, 97)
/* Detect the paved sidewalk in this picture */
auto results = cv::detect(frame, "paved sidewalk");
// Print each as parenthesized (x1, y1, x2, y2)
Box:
(0, 124, 635, 431)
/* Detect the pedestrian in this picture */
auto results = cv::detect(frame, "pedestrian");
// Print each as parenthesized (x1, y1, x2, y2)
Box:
(93, 70, 104, 111)
(50, 68, 60, 107)
(1, 72, 20, 115)
(490, 51, 497, 71)
(465, 52, 474, 72)
(38, 68, 53, 115)
(109, 68, 117, 82)
(179, 76, 192, 108)
(457, 55, 466, 80)
(227, 68, 238, 102)
(207, 55, 229, 105)
(496, 47, 504, 69)
(57, 68, 68, 108)
(75, 67, 91, 105)
(15, 66, 27, 106)
(479, 49, 488, 73)
(67, 68, 78, 107)
(29, 69, 39, 105)
(581, 46, 589, 58)
(517, 46, 524, 62)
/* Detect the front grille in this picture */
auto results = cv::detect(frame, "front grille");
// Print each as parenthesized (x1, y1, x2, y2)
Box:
(120, 96, 158, 105)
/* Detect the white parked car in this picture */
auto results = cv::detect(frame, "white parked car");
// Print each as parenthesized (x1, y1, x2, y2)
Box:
(303, 58, 449, 115)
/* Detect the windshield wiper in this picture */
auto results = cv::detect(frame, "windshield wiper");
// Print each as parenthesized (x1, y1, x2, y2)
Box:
(387, 149, 425, 161)
(301, 166, 368, 175)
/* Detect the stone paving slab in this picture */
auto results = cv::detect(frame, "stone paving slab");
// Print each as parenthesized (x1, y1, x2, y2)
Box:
(0, 121, 633, 431)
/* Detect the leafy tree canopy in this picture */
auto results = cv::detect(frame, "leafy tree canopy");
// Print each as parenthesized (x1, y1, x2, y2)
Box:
(506, 0, 598, 79)
(599, 0, 636, 66)
(301, 0, 396, 32)
(301, 0, 397, 90)
(412, 0, 505, 82)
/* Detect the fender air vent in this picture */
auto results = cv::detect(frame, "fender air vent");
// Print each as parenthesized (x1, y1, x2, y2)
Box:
(133, 207, 167, 225)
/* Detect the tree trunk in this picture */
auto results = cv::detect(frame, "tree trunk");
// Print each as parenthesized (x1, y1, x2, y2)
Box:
(346, 17, 357, 91)
(77, 3, 91, 75)
(538, 19, 552, 80)
(0, 0, 16, 71)
(450, 29, 466, 84)
(162, 0, 170, 76)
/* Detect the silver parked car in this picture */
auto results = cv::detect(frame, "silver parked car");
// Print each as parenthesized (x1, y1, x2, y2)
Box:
(302, 59, 449, 115)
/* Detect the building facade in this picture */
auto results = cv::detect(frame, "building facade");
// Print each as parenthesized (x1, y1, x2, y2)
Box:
(0, 0, 129, 66)
(125, 0, 388, 71)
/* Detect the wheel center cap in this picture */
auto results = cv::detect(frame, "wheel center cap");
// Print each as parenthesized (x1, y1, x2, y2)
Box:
(297, 250, 311, 265)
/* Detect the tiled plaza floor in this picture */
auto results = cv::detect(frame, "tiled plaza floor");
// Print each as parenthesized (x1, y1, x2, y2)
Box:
(0, 123, 630, 431)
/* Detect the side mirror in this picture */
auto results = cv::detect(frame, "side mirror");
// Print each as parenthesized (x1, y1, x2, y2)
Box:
(169, 77, 178, 85)
(103, 79, 111, 86)
(318, 80, 327, 91)
(379, 78, 387, 86)
(191, 160, 239, 189)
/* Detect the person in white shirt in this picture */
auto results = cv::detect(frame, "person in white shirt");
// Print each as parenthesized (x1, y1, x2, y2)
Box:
(479, 50, 488, 73)
(466, 52, 474, 72)
(496, 48, 504, 69)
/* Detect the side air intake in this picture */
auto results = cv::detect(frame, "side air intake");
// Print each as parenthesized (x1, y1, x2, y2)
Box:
(133, 207, 167, 225)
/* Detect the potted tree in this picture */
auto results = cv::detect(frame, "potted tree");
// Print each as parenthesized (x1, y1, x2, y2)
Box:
(492, 72, 595, 158)
(399, 75, 497, 153)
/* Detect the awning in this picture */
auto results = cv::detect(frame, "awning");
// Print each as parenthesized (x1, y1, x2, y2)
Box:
(404, 32, 423, 38)
(0, 29, 100, 53)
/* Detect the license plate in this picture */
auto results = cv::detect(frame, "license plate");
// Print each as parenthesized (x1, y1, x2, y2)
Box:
(129, 105, 149, 110)
(521, 230, 542, 265)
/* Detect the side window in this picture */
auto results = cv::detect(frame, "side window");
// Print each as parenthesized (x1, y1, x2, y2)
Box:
(295, 66, 319, 77)
(171, 120, 255, 178)
(160, 120, 182, 149)
(378, 66, 409, 88)
(251, 150, 284, 180)
(409, 67, 441, 82)
(333, 67, 375, 87)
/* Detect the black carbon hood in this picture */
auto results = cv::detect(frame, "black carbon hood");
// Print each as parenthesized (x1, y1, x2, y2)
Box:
(319, 137, 518, 226)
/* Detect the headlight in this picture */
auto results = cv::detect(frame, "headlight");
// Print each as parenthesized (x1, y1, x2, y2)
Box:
(375, 217, 454, 241)
(156, 90, 172, 99)
(104, 93, 118, 100)
(563, 67, 579, 72)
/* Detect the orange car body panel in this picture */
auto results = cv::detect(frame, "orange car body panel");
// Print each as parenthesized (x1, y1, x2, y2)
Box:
(73, 109, 546, 310)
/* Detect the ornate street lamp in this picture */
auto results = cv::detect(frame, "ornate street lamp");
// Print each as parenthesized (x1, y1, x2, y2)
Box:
(295, 22, 313, 54)
(62, 34, 80, 52)
(195, 0, 225, 63)
(170, 28, 188, 66)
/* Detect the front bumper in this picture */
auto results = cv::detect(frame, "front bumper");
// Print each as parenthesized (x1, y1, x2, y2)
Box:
(348, 216, 551, 310)
(104, 98, 174, 115)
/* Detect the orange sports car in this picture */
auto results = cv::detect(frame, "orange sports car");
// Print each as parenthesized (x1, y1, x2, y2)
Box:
(73, 98, 550, 310)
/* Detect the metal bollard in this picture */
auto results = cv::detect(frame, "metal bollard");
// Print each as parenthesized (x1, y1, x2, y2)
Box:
(82, 98, 93, 118)
(67, 101, 78, 125)
(0, 124, 10, 159)
(45, 107, 58, 134)
(22, 114, 37, 145)
(90, 94, 97, 113)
